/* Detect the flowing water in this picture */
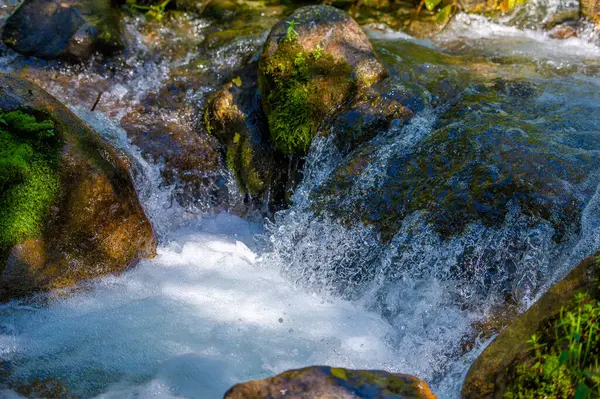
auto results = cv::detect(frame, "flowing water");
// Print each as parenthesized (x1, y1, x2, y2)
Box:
(1, 1, 600, 398)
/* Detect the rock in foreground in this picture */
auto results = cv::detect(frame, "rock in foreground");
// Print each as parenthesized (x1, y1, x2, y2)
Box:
(224, 366, 437, 399)
(0, 75, 156, 301)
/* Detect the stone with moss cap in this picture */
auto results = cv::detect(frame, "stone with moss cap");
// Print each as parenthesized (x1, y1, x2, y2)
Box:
(224, 366, 437, 398)
(258, 5, 387, 156)
(0, 74, 156, 301)
(2, 0, 124, 60)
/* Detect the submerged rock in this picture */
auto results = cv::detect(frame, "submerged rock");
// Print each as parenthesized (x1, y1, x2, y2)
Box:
(315, 77, 600, 242)
(0, 75, 156, 301)
(224, 366, 437, 399)
(331, 77, 415, 155)
(258, 5, 387, 156)
(462, 252, 600, 399)
(14, 378, 78, 399)
(2, 0, 124, 60)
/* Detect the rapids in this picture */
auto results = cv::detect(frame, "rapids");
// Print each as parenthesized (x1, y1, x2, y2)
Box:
(1, 1, 600, 398)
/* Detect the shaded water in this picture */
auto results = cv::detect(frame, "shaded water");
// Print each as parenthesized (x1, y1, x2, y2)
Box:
(1, 2, 600, 398)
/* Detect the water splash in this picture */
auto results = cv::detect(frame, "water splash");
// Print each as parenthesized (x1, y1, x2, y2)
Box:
(0, 1, 600, 398)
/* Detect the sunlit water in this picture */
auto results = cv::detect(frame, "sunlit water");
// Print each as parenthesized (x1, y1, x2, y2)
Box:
(1, 1, 600, 398)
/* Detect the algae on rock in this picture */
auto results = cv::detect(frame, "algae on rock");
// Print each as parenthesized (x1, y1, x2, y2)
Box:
(225, 366, 437, 399)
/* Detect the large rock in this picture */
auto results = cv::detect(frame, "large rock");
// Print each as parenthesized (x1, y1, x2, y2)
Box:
(258, 5, 387, 156)
(314, 78, 600, 241)
(2, 0, 124, 61)
(224, 366, 437, 399)
(462, 252, 600, 399)
(0, 75, 156, 301)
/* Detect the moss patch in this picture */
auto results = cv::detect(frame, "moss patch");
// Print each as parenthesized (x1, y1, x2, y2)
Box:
(226, 132, 267, 195)
(0, 111, 61, 253)
(261, 39, 353, 155)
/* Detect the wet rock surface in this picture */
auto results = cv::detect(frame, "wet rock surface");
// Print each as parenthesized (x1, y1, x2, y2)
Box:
(2, 0, 124, 60)
(224, 366, 437, 399)
(203, 61, 295, 208)
(0, 75, 156, 301)
(314, 75, 600, 242)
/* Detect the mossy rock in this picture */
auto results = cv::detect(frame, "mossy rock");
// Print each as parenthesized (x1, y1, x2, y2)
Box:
(203, 64, 293, 206)
(314, 78, 600, 242)
(224, 366, 437, 399)
(2, 0, 124, 60)
(462, 252, 600, 399)
(0, 74, 156, 301)
(258, 5, 387, 156)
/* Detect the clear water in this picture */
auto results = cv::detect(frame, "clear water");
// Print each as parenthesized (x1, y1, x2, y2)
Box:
(1, 2, 600, 398)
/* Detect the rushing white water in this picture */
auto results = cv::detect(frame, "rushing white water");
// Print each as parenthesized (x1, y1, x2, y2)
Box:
(1, 1, 600, 398)
(0, 112, 420, 399)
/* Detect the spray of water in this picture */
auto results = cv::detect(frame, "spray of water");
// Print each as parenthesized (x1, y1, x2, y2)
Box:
(0, 2, 600, 398)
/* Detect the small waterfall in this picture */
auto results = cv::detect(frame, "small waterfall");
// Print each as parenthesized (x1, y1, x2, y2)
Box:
(1, 1, 600, 398)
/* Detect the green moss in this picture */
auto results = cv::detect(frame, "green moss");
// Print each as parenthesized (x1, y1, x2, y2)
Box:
(330, 368, 348, 380)
(0, 111, 61, 252)
(262, 39, 353, 155)
(239, 137, 265, 194)
(203, 106, 213, 134)
(226, 133, 266, 196)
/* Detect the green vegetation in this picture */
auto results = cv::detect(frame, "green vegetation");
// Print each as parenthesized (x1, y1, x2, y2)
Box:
(0, 111, 61, 252)
(504, 273, 600, 399)
(261, 38, 353, 155)
(226, 133, 266, 195)
(285, 20, 299, 42)
(125, 0, 172, 21)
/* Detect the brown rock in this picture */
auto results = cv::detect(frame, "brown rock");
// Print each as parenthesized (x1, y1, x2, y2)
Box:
(224, 366, 437, 399)
(549, 24, 578, 39)
(0, 74, 156, 301)
(121, 108, 224, 211)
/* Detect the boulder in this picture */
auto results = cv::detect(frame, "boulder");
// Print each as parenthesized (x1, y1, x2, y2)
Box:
(258, 5, 387, 156)
(121, 108, 225, 212)
(0, 74, 156, 301)
(224, 366, 437, 399)
(462, 252, 600, 399)
(2, 0, 124, 61)
(314, 78, 599, 242)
